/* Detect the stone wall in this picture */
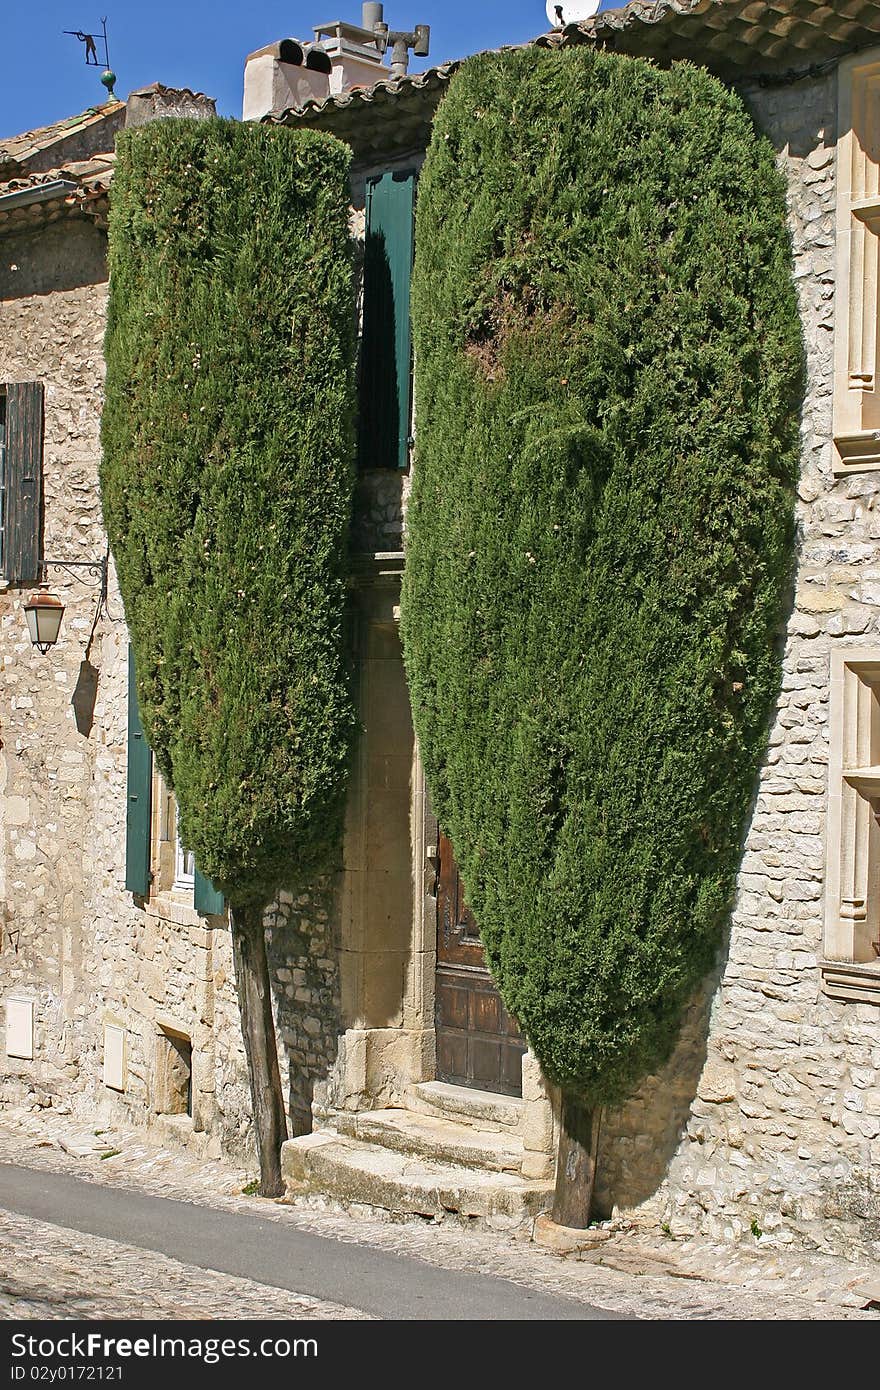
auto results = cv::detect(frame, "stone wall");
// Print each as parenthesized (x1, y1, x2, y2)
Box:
(7, 70, 880, 1259)
(1, 218, 113, 1112)
(0, 208, 331, 1161)
(598, 70, 880, 1261)
(266, 876, 343, 1137)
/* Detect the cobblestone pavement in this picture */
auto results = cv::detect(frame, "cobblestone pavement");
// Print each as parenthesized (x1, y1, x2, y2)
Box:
(0, 1208, 368, 1321)
(1, 1105, 878, 1321)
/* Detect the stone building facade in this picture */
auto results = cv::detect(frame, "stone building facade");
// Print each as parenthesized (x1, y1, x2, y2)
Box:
(0, 89, 264, 1162)
(4, 0, 880, 1260)
(276, 4, 880, 1256)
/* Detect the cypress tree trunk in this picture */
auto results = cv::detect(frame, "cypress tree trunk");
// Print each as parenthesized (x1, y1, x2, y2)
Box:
(551, 1091, 601, 1229)
(230, 902, 288, 1197)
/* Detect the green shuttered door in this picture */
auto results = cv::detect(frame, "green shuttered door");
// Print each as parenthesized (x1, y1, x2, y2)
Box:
(125, 646, 152, 895)
(359, 168, 416, 471)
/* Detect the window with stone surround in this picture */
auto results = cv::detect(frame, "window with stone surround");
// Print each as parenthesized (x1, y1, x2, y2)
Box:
(126, 649, 223, 915)
(154, 1027, 192, 1116)
(149, 766, 224, 917)
(153, 771, 194, 900)
(833, 49, 880, 474)
(823, 647, 880, 1002)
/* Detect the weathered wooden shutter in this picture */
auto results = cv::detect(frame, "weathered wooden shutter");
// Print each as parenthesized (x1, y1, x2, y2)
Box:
(3, 382, 43, 584)
(194, 866, 224, 917)
(125, 646, 153, 896)
(358, 168, 416, 471)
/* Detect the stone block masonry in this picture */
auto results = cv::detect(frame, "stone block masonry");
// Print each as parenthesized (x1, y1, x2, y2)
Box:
(597, 70, 880, 1261)
(266, 876, 343, 1137)
(5, 58, 880, 1261)
(0, 206, 336, 1160)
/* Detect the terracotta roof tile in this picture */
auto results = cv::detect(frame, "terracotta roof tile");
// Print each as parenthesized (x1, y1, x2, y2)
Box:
(0, 153, 115, 234)
(0, 102, 120, 175)
(269, 61, 460, 160)
(537, 0, 880, 77)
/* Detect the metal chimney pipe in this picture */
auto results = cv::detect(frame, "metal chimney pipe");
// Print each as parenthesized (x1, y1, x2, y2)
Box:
(362, 3, 384, 28)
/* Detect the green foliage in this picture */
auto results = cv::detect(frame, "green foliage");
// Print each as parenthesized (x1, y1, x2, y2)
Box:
(102, 119, 357, 907)
(402, 48, 804, 1106)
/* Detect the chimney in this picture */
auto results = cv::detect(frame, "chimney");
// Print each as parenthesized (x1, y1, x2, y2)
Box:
(242, 39, 333, 123)
(125, 83, 217, 127)
(312, 5, 389, 96)
(243, 6, 432, 121)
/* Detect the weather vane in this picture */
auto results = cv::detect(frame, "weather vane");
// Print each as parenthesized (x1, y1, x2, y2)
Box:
(64, 17, 117, 99)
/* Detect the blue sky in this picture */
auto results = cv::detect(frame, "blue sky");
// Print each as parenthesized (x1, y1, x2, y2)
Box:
(1, 2, 625, 140)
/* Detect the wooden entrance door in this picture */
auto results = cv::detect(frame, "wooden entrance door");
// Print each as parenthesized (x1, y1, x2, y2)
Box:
(435, 830, 526, 1096)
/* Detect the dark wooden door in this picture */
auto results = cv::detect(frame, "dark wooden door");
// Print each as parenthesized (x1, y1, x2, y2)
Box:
(435, 830, 526, 1096)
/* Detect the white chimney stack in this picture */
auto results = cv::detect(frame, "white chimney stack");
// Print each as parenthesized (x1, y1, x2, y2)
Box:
(312, 5, 389, 96)
(243, 38, 333, 122)
(243, 6, 432, 121)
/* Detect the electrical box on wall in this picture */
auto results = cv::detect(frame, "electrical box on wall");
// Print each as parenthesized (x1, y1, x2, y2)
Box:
(103, 1023, 126, 1091)
(5, 996, 34, 1059)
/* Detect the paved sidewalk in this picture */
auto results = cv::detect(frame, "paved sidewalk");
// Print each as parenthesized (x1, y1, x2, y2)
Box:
(1, 1105, 878, 1320)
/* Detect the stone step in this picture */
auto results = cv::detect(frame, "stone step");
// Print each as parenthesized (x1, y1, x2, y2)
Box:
(406, 1080, 525, 1134)
(336, 1106, 524, 1173)
(281, 1131, 553, 1228)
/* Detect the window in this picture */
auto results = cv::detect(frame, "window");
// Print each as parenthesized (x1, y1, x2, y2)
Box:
(154, 1028, 193, 1116)
(153, 768, 193, 896)
(174, 827, 196, 892)
(125, 644, 225, 915)
(0, 381, 43, 582)
(823, 646, 880, 1002)
(833, 50, 880, 473)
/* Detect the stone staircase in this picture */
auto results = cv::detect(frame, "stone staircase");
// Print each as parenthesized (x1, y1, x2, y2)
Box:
(281, 1081, 555, 1228)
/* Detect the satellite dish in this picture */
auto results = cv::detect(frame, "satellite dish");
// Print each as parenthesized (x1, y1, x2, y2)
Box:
(546, 1, 602, 27)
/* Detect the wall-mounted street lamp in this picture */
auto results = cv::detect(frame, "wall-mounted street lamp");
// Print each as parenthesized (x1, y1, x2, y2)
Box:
(24, 555, 109, 654)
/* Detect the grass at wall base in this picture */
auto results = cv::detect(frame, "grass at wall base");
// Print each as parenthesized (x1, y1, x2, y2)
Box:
(402, 48, 805, 1225)
(101, 120, 357, 1196)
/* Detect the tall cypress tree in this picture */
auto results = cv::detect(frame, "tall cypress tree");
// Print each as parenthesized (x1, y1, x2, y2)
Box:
(403, 48, 804, 1223)
(102, 119, 357, 1194)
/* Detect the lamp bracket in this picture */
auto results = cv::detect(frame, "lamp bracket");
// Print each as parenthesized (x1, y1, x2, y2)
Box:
(41, 557, 108, 593)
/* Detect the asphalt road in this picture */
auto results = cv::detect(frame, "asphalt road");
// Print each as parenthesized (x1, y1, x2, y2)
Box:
(0, 1162, 621, 1320)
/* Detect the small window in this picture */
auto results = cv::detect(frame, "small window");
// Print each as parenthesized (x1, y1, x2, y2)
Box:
(155, 1029, 192, 1116)
(152, 770, 194, 897)
(174, 817, 195, 893)
(833, 50, 880, 473)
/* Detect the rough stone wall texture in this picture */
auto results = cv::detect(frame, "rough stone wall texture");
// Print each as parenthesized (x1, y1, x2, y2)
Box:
(0, 211, 336, 1162)
(598, 71, 880, 1261)
(1, 219, 113, 1112)
(8, 74, 880, 1260)
(266, 877, 343, 1137)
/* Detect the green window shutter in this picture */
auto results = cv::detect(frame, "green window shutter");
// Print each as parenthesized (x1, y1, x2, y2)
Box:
(358, 168, 416, 471)
(125, 646, 153, 896)
(3, 382, 43, 584)
(194, 866, 224, 917)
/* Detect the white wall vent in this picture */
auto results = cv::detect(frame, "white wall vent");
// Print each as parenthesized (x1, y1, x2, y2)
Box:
(103, 1023, 126, 1092)
(5, 996, 34, 1060)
